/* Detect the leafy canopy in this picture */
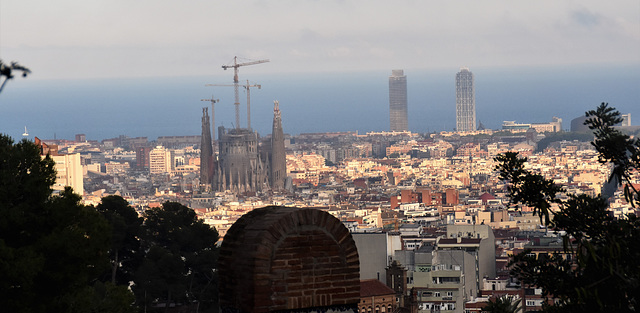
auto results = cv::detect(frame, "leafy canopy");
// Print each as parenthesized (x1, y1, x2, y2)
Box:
(495, 103, 640, 312)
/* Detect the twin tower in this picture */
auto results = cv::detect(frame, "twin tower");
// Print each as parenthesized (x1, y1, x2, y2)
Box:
(200, 100, 286, 194)
(389, 68, 476, 132)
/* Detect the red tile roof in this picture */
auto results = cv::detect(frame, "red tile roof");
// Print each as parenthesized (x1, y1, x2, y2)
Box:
(360, 279, 395, 297)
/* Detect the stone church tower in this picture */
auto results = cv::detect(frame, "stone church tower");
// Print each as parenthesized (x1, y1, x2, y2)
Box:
(199, 107, 213, 190)
(211, 100, 286, 194)
(270, 100, 286, 190)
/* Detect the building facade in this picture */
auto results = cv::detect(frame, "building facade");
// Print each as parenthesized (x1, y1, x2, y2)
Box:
(149, 146, 172, 174)
(35, 137, 84, 196)
(456, 67, 476, 132)
(389, 70, 408, 132)
(51, 153, 84, 196)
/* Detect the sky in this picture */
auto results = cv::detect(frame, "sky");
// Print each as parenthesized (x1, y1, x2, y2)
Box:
(1, 0, 639, 80)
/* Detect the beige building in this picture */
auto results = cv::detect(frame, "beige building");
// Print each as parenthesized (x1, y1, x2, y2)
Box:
(149, 146, 173, 174)
(51, 153, 84, 196)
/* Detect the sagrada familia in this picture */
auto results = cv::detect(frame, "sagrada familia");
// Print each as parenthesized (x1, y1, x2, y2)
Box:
(199, 100, 286, 194)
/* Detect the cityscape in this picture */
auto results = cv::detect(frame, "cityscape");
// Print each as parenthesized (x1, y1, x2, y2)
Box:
(1, 1, 639, 313)
(8, 62, 638, 313)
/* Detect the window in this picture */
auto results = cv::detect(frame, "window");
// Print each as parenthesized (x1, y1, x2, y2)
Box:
(440, 276, 461, 284)
(446, 292, 453, 297)
(434, 292, 441, 297)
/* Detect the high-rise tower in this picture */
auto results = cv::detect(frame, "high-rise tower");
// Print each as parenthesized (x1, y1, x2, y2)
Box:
(200, 107, 213, 189)
(456, 67, 476, 132)
(389, 70, 408, 131)
(270, 101, 286, 190)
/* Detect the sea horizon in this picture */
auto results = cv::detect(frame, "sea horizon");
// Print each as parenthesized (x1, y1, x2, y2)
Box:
(1, 64, 638, 142)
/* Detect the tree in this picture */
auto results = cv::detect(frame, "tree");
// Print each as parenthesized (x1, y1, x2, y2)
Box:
(495, 103, 640, 312)
(134, 201, 219, 312)
(96, 195, 143, 285)
(0, 135, 135, 312)
(482, 295, 521, 313)
(0, 59, 31, 93)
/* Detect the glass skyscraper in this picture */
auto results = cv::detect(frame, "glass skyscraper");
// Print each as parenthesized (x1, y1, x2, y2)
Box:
(389, 69, 408, 132)
(456, 67, 476, 132)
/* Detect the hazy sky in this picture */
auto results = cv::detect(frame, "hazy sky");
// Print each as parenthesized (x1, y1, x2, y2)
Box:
(1, 0, 639, 80)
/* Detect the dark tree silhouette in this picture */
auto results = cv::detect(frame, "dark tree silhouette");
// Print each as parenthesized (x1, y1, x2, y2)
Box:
(0, 59, 31, 93)
(134, 201, 219, 312)
(96, 195, 143, 285)
(482, 295, 521, 313)
(0, 134, 135, 312)
(495, 103, 640, 312)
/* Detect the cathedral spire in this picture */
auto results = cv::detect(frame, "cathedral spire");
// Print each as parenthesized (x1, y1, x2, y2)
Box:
(270, 100, 286, 190)
(200, 107, 213, 190)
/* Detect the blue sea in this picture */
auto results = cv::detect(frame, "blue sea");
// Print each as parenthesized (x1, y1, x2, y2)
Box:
(1, 64, 638, 142)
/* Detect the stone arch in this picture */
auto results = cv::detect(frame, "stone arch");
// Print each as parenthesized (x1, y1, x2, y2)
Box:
(219, 206, 360, 313)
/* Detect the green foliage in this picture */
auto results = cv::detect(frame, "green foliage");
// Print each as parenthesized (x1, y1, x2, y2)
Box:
(482, 295, 521, 313)
(69, 281, 137, 313)
(0, 134, 132, 312)
(495, 103, 640, 313)
(96, 195, 143, 285)
(134, 201, 219, 312)
(0, 135, 220, 312)
(494, 152, 563, 225)
(585, 103, 640, 207)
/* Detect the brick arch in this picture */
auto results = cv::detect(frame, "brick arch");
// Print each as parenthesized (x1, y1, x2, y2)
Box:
(219, 206, 360, 313)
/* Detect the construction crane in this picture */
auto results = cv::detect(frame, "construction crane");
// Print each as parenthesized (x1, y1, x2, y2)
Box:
(206, 80, 262, 130)
(221, 56, 269, 129)
(243, 80, 261, 130)
(201, 96, 219, 140)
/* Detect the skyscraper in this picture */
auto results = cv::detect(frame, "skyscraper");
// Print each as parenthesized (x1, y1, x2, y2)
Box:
(389, 69, 408, 131)
(456, 67, 476, 132)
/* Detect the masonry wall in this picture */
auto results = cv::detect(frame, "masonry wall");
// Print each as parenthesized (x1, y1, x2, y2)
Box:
(219, 206, 360, 313)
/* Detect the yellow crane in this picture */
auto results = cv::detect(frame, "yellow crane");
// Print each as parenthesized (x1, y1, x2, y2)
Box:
(221, 56, 269, 129)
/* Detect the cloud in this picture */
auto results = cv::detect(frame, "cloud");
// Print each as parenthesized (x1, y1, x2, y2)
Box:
(2, 0, 638, 80)
(571, 8, 602, 28)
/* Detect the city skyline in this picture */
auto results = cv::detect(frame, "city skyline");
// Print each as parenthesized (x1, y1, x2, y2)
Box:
(1, 1, 638, 141)
(1, 64, 638, 142)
